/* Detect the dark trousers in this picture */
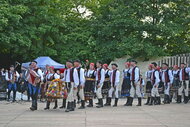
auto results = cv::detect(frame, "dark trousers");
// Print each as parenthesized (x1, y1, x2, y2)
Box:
(7, 83, 17, 101)
(26, 82, 31, 100)
(29, 83, 39, 109)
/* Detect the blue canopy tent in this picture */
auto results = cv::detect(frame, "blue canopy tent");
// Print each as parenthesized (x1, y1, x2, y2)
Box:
(21, 56, 65, 69)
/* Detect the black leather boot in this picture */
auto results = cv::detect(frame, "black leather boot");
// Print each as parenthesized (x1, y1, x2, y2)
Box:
(149, 97, 154, 106)
(53, 100, 58, 109)
(96, 99, 103, 108)
(65, 102, 71, 112)
(60, 98, 66, 109)
(104, 97, 111, 106)
(104, 97, 109, 105)
(156, 97, 161, 105)
(113, 98, 118, 107)
(30, 99, 37, 111)
(78, 100, 85, 109)
(136, 98, 141, 106)
(126, 97, 133, 106)
(70, 101, 75, 111)
(13, 91, 16, 102)
(124, 96, 130, 106)
(144, 97, 150, 105)
(184, 96, 189, 104)
(87, 99, 93, 107)
(163, 94, 167, 104)
(166, 95, 170, 104)
(177, 95, 182, 103)
(44, 101, 50, 110)
(7, 90, 11, 101)
(74, 100, 76, 108)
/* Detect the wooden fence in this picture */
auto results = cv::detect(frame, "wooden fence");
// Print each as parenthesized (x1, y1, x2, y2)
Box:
(157, 53, 190, 67)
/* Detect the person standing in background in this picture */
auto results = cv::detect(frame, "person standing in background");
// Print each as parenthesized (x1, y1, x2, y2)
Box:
(5, 65, 19, 102)
(95, 61, 105, 108)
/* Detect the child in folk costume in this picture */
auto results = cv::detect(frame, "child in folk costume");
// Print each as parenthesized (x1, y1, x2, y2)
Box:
(144, 64, 153, 105)
(73, 60, 86, 109)
(95, 61, 105, 108)
(104, 63, 120, 107)
(171, 65, 180, 103)
(161, 63, 173, 104)
(62, 60, 79, 112)
(149, 62, 161, 106)
(102, 64, 111, 105)
(27, 61, 44, 111)
(5, 65, 20, 102)
(121, 62, 131, 106)
(126, 60, 142, 106)
(84, 63, 96, 107)
(17, 73, 27, 100)
(44, 66, 61, 110)
(178, 63, 190, 104)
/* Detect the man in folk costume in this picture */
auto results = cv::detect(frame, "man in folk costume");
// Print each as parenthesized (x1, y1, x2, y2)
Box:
(27, 61, 43, 111)
(1, 68, 6, 76)
(161, 63, 173, 104)
(149, 62, 160, 106)
(178, 63, 190, 104)
(126, 60, 142, 106)
(105, 63, 120, 107)
(84, 63, 96, 107)
(122, 62, 131, 106)
(73, 60, 86, 109)
(5, 65, 19, 102)
(171, 65, 180, 103)
(95, 61, 105, 108)
(44, 66, 60, 110)
(144, 64, 153, 105)
(62, 60, 79, 112)
(102, 64, 111, 105)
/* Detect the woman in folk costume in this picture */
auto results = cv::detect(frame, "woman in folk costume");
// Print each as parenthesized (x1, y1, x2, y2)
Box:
(84, 63, 96, 107)
(144, 64, 154, 105)
(170, 65, 180, 103)
(102, 64, 111, 105)
(121, 62, 131, 106)
(44, 66, 62, 110)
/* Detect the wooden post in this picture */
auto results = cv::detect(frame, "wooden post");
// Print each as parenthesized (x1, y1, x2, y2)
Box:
(169, 57, 171, 67)
(184, 54, 187, 65)
(172, 56, 175, 67)
(158, 61, 160, 67)
(177, 56, 180, 67)
(187, 54, 190, 64)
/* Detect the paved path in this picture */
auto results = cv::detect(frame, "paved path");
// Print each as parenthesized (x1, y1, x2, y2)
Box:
(0, 99, 190, 127)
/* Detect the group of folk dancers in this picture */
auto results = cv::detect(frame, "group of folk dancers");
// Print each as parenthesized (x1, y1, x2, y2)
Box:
(4, 59, 190, 112)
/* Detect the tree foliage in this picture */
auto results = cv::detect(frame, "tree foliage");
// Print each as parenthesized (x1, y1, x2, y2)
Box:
(0, 0, 189, 64)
